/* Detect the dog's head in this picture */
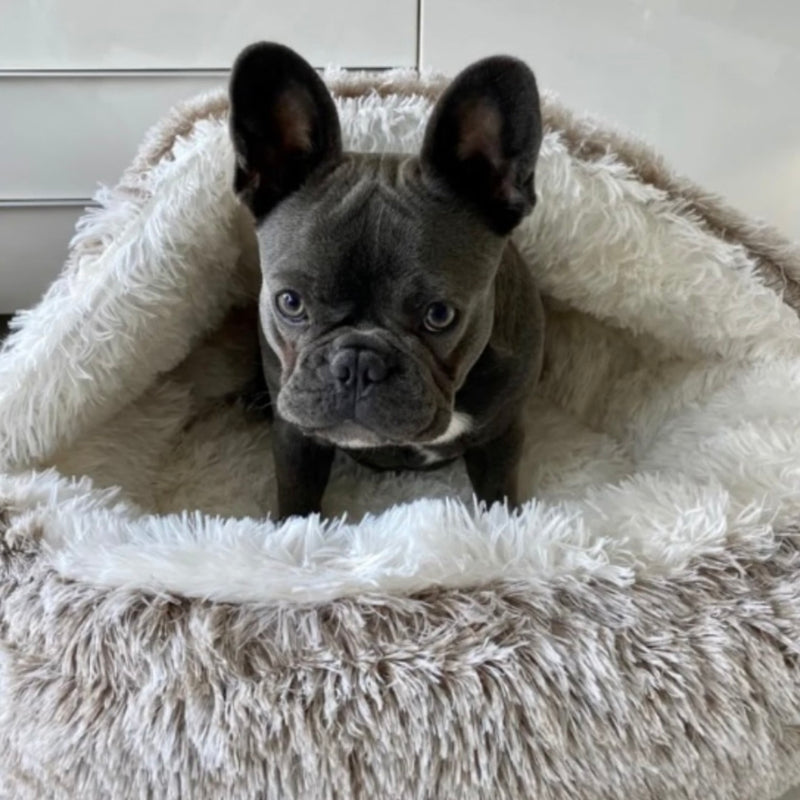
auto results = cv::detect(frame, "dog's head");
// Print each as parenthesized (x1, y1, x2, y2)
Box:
(230, 43, 541, 448)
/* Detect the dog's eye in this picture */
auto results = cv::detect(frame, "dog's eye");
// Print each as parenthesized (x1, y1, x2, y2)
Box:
(423, 302, 457, 333)
(275, 290, 307, 322)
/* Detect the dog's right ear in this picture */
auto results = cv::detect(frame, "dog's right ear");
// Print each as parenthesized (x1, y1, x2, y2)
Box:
(229, 42, 343, 218)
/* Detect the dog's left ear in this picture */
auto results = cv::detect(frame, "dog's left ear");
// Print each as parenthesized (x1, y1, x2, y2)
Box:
(421, 56, 542, 235)
(229, 42, 343, 218)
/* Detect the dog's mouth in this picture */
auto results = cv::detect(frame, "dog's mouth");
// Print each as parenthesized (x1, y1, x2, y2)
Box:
(301, 405, 453, 450)
(304, 421, 393, 449)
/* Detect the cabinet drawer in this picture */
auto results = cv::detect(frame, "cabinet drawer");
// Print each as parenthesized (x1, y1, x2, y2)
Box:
(0, 205, 86, 312)
(1, 0, 417, 70)
(1, 74, 225, 200)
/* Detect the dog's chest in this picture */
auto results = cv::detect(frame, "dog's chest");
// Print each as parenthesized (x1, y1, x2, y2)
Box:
(345, 442, 462, 472)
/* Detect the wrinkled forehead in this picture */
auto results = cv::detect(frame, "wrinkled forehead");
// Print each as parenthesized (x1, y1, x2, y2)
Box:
(255, 154, 505, 291)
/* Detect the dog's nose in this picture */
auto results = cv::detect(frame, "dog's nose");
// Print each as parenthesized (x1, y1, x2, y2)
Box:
(330, 348, 389, 392)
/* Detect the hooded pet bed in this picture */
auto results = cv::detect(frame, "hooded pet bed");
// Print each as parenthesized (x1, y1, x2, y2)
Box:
(2, 70, 800, 800)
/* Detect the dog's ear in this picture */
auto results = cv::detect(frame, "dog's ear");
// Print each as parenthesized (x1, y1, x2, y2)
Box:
(421, 56, 542, 235)
(229, 42, 342, 218)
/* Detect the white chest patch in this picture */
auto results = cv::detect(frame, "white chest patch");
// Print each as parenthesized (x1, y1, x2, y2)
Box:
(411, 412, 474, 465)
(335, 412, 474, 462)
(426, 412, 473, 445)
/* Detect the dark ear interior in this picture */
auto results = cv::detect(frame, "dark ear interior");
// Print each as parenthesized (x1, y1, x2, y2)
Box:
(229, 42, 342, 218)
(421, 56, 542, 235)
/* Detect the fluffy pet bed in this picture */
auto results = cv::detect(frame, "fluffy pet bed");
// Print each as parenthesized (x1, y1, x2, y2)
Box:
(2, 70, 800, 800)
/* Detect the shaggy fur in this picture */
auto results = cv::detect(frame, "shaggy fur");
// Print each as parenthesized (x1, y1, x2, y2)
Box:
(1, 70, 800, 799)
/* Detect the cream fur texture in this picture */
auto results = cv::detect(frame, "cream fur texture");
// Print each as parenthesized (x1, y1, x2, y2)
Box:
(1, 69, 800, 799)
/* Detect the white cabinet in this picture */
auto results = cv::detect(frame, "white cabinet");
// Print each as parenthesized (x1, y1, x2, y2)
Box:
(0, 205, 85, 311)
(421, 0, 800, 243)
(2, 74, 226, 200)
(5, 0, 799, 313)
(1, 0, 418, 313)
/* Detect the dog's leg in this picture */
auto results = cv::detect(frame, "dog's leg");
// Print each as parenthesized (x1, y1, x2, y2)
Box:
(464, 421, 524, 508)
(272, 417, 334, 519)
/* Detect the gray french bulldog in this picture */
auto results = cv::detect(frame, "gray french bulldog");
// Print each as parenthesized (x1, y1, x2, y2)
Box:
(229, 42, 545, 519)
